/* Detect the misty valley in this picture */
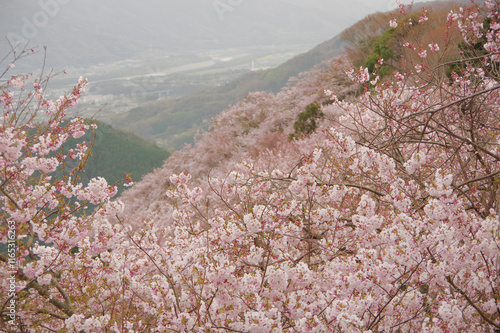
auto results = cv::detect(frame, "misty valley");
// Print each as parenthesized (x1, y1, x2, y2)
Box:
(48, 44, 309, 120)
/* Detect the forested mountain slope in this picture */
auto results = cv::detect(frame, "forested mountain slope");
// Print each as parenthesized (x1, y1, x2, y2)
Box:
(109, 1, 469, 152)
(110, 35, 346, 151)
(63, 121, 169, 194)
(119, 1, 466, 216)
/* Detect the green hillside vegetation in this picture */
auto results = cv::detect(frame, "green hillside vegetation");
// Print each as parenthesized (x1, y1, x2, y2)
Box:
(290, 102, 324, 140)
(343, 1, 466, 78)
(8, 121, 169, 250)
(110, 36, 345, 151)
(362, 12, 425, 78)
(363, 27, 397, 76)
(64, 121, 170, 193)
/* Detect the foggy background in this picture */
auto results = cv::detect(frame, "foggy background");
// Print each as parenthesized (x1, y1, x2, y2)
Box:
(0, 0, 440, 151)
(1, 0, 416, 71)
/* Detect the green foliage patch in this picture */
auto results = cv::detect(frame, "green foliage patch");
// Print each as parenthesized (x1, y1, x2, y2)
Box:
(363, 27, 396, 76)
(290, 102, 324, 140)
(64, 121, 170, 194)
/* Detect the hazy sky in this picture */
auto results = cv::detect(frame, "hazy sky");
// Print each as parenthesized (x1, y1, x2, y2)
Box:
(0, 0, 447, 71)
(280, 0, 419, 13)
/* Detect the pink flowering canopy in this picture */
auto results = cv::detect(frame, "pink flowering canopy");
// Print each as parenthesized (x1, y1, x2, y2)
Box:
(1, 1, 500, 332)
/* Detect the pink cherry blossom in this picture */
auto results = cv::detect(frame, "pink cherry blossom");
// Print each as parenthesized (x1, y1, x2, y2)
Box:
(2, 2, 500, 331)
(429, 43, 440, 52)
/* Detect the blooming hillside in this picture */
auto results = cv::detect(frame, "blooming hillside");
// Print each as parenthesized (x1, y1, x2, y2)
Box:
(1, 1, 500, 332)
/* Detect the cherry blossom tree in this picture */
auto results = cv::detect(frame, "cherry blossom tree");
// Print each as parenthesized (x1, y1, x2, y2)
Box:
(0, 49, 128, 331)
(116, 1, 500, 331)
(1, 1, 500, 332)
